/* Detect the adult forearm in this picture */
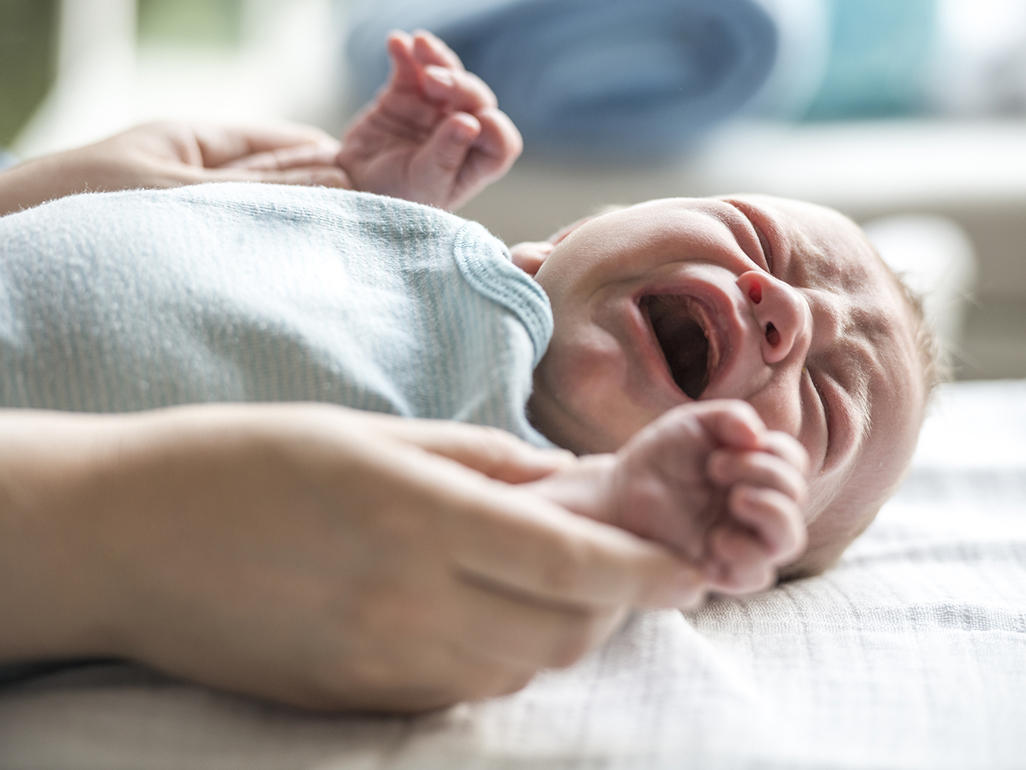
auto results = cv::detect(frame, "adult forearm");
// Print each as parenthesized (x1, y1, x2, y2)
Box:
(0, 403, 700, 711)
(0, 145, 156, 216)
(0, 122, 355, 218)
(0, 148, 126, 216)
(0, 410, 127, 661)
(0, 156, 65, 215)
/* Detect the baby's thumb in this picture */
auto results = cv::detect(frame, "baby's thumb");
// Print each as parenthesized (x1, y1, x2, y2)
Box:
(409, 113, 480, 196)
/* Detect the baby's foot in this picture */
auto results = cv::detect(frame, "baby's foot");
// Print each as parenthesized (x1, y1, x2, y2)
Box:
(610, 401, 808, 595)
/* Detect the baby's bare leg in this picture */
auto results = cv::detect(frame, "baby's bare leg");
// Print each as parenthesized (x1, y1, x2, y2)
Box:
(525, 402, 809, 595)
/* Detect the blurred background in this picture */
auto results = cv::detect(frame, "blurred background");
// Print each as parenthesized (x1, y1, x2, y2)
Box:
(2, 0, 1024, 381)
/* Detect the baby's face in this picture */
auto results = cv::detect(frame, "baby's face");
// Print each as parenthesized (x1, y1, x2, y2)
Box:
(526, 195, 926, 570)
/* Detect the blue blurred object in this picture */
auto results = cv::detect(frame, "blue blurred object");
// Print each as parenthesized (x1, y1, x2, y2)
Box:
(343, 0, 778, 158)
(0, 149, 17, 170)
(803, 0, 938, 119)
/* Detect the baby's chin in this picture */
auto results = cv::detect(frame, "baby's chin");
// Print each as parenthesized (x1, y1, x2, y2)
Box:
(527, 381, 666, 457)
(527, 406, 622, 457)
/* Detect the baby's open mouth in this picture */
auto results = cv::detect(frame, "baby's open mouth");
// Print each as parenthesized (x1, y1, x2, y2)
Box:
(641, 294, 718, 399)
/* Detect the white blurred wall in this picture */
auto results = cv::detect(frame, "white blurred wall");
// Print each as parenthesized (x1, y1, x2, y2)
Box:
(13, 0, 344, 158)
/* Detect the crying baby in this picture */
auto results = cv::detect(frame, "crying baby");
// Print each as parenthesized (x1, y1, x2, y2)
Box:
(514, 193, 936, 585)
(0, 183, 936, 596)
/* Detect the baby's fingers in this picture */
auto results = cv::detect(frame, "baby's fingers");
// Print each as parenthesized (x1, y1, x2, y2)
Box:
(411, 29, 466, 71)
(453, 108, 522, 192)
(674, 400, 767, 451)
(760, 430, 810, 478)
(727, 485, 807, 563)
(407, 112, 481, 203)
(705, 526, 775, 594)
(704, 484, 807, 594)
(422, 65, 498, 113)
(386, 30, 421, 89)
(708, 448, 807, 504)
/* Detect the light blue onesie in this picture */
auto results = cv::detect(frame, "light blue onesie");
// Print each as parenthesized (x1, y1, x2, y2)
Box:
(0, 183, 554, 446)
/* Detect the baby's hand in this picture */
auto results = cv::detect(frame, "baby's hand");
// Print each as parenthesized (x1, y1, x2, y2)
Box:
(337, 30, 522, 210)
(612, 401, 809, 596)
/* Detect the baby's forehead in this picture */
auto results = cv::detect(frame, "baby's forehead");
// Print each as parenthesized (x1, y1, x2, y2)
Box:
(763, 197, 907, 338)
(752, 196, 877, 281)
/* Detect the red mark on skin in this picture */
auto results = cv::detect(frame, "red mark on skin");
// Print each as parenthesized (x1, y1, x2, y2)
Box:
(748, 282, 762, 304)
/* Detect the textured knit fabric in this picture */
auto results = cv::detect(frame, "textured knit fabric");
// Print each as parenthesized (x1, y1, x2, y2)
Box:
(0, 183, 553, 445)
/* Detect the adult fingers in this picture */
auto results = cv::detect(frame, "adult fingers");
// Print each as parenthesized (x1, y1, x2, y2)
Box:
(220, 141, 341, 171)
(275, 404, 707, 609)
(187, 123, 340, 168)
(441, 478, 707, 611)
(452, 580, 627, 671)
(193, 164, 351, 188)
(357, 413, 575, 483)
(317, 642, 536, 713)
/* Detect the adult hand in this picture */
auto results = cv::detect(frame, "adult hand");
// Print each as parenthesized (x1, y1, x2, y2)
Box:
(0, 404, 703, 713)
(0, 121, 349, 215)
(337, 30, 522, 210)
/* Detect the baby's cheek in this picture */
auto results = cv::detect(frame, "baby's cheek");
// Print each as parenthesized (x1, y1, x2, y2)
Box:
(739, 387, 802, 441)
(805, 470, 850, 530)
(788, 484, 878, 579)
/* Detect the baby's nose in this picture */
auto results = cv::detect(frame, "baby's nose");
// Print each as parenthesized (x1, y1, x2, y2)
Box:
(737, 271, 810, 365)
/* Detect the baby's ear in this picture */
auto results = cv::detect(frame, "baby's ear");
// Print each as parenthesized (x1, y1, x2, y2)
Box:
(510, 212, 603, 276)
(509, 241, 553, 277)
(511, 210, 611, 275)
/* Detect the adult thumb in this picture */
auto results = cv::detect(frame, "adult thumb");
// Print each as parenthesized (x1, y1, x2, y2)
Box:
(356, 413, 574, 484)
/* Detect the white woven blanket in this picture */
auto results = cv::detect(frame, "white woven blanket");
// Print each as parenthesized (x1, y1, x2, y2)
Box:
(2, 380, 1024, 770)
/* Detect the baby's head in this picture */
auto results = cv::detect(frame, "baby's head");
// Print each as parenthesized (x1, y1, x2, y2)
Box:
(514, 195, 937, 577)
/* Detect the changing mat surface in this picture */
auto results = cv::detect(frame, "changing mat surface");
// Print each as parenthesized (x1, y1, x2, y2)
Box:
(1, 380, 1024, 770)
